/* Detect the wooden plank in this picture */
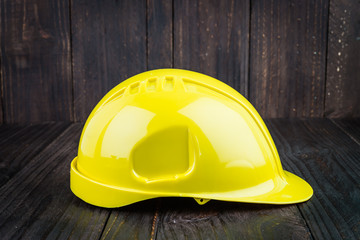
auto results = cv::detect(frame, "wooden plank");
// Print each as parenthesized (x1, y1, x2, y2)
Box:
(0, 65, 2, 123)
(0, 83, 2, 123)
(100, 199, 159, 240)
(72, 0, 147, 122)
(0, 123, 69, 185)
(147, 0, 173, 69)
(0, 0, 72, 123)
(325, 0, 360, 118)
(0, 124, 110, 239)
(174, 0, 249, 95)
(45, 198, 110, 240)
(0, 124, 26, 139)
(250, 0, 328, 117)
(155, 198, 311, 239)
(332, 118, 360, 145)
(267, 119, 360, 239)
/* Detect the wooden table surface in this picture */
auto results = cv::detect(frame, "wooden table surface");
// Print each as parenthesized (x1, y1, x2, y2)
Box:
(0, 119, 359, 240)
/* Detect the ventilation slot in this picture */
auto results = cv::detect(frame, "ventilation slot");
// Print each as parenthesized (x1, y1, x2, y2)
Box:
(146, 78, 157, 91)
(130, 82, 140, 94)
(164, 76, 174, 90)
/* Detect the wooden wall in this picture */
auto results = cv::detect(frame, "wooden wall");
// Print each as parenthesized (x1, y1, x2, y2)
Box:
(0, 0, 359, 123)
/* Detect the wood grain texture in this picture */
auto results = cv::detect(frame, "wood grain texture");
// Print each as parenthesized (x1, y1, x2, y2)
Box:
(332, 118, 360, 145)
(147, 0, 173, 69)
(0, 0, 359, 121)
(0, 61, 2, 123)
(0, 124, 110, 239)
(267, 119, 360, 239)
(0, 124, 25, 139)
(250, 0, 328, 118)
(72, 0, 147, 122)
(100, 199, 159, 240)
(155, 198, 311, 239)
(0, 0, 73, 123)
(45, 198, 110, 240)
(0, 123, 69, 185)
(325, 0, 360, 118)
(0, 78, 3, 123)
(174, 0, 249, 95)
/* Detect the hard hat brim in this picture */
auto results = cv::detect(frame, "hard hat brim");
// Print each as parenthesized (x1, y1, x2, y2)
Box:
(269, 170, 314, 204)
(70, 157, 157, 208)
(224, 170, 314, 205)
(71, 157, 313, 207)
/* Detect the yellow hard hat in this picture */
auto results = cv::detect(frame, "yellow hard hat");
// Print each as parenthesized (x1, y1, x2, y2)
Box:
(70, 69, 313, 208)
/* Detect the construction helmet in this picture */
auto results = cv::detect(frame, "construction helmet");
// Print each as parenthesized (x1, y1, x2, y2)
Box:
(70, 69, 313, 208)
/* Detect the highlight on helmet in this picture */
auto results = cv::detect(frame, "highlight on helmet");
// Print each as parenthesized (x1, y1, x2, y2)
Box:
(70, 69, 313, 208)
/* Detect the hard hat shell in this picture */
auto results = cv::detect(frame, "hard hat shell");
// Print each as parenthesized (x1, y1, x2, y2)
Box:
(70, 69, 313, 208)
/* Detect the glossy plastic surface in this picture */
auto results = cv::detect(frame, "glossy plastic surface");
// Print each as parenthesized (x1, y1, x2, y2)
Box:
(70, 69, 313, 208)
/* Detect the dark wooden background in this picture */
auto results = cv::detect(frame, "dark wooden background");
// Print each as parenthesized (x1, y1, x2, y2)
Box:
(0, 0, 359, 123)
